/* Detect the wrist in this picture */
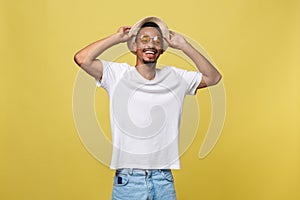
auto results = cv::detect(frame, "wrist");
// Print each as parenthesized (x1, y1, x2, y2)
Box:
(110, 32, 123, 44)
(180, 41, 192, 52)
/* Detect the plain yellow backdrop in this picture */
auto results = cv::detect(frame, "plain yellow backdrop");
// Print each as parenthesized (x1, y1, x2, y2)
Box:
(1, 0, 299, 199)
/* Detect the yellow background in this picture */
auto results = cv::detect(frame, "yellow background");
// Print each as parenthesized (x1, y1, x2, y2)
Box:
(1, 0, 299, 199)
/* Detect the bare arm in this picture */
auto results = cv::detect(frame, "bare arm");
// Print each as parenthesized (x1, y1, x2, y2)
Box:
(74, 26, 132, 80)
(164, 31, 222, 89)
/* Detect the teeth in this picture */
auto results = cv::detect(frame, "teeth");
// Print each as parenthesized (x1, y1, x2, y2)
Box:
(145, 50, 155, 54)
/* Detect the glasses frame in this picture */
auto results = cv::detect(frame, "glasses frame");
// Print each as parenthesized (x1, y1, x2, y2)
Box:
(138, 34, 163, 46)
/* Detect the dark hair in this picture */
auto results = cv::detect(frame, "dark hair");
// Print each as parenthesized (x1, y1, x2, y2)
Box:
(136, 22, 163, 39)
(141, 22, 161, 31)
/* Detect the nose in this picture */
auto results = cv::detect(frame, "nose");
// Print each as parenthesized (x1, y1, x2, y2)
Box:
(145, 40, 155, 48)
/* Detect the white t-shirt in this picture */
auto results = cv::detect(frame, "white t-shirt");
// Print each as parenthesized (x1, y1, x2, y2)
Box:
(96, 60, 202, 169)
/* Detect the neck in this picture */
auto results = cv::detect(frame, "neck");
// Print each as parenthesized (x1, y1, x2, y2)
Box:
(135, 63, 156, 80)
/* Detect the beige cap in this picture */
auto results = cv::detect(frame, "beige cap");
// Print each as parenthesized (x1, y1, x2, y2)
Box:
(127, 16, 170, 53)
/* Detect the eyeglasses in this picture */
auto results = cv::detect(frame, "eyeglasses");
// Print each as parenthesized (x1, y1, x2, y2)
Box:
(139, 35, 162, 46)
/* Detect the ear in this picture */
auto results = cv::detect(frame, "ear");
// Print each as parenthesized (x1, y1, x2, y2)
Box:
(160, 49, 164, 55)
(131, 42, 137, 53)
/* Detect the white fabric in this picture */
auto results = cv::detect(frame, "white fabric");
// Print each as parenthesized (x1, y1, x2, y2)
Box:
(96, 60, 202, 169)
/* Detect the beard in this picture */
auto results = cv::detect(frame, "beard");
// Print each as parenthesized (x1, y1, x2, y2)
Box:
(143, 59, 157, 65)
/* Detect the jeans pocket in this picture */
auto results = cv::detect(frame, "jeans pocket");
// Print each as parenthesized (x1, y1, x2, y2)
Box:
(113, 173, 129, 186)
(160, 170, 174, 182)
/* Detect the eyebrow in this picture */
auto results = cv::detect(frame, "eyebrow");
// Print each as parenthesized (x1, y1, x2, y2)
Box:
(140, 35, 162, 38)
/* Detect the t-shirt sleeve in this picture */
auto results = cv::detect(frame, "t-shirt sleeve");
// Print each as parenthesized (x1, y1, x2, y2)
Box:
(95, 60, 130, 92)
(171, 67, 202, 95)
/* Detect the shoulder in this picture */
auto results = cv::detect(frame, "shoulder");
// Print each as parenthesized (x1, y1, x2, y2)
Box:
(161, 66, 192, 76)
(161, 66, 202, 85)
(101, 60, 131, 70)
(97, 61, 132, 88)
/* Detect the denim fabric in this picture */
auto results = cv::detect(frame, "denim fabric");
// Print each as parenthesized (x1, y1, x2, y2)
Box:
(112, 168, 176, 200)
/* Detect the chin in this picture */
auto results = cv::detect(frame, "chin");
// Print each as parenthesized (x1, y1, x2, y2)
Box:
(143, 59, 157, 64)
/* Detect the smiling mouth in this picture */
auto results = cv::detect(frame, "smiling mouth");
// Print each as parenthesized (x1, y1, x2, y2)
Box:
(143, 48, 158, 55)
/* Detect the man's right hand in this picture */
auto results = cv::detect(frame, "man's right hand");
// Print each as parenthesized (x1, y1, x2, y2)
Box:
(116, 26, 132, 43)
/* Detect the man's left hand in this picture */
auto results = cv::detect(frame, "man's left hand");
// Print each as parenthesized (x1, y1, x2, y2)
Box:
(164, 31, 189, 50)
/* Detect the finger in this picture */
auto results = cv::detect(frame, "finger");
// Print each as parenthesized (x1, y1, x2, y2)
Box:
(129, 33, 136, 39)
(169, 30, 176, 37)
(124, 26, 131, 30)
(119, 26, 131, 33)
(163, 34, 171, 43)
(129, 31, 137, 38)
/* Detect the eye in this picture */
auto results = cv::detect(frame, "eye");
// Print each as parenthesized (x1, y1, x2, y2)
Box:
(153, 36, 162, 45)
(140, 35, 150, 43)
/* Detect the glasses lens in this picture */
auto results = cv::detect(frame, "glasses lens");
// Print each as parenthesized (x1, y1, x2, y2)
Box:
(140, 35, 162, 46)
(153, 36, 162, 45)
(140, 35, 150, 43)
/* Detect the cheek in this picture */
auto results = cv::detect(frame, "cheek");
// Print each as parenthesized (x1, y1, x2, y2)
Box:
(136, 43, 146, 50)
(132, 42, 138, 52)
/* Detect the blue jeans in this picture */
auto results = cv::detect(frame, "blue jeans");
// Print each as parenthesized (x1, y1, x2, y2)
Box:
(112, 168, 177, 200)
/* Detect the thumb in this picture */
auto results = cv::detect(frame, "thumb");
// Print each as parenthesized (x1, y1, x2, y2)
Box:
(163, 35, 172, 45)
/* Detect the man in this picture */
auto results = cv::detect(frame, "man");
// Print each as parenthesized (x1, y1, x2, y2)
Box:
(74, 16, 221, 200)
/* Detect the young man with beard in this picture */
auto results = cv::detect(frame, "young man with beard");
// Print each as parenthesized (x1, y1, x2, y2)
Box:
(74, 17, 221, 200)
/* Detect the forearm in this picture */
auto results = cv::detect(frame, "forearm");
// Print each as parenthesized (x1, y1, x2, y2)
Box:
(181, 42, 222, 86)
(74, 33, 122, 67)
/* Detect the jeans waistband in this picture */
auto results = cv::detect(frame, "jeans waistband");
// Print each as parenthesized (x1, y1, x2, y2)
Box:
(116, 168, 171, 176)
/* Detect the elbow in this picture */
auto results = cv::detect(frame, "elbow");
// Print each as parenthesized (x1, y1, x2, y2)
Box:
(74, 52, 83, 67)
(214, 73, 222, 85)
(74, 52, 87, 68)
(207, 73, 222, 86)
